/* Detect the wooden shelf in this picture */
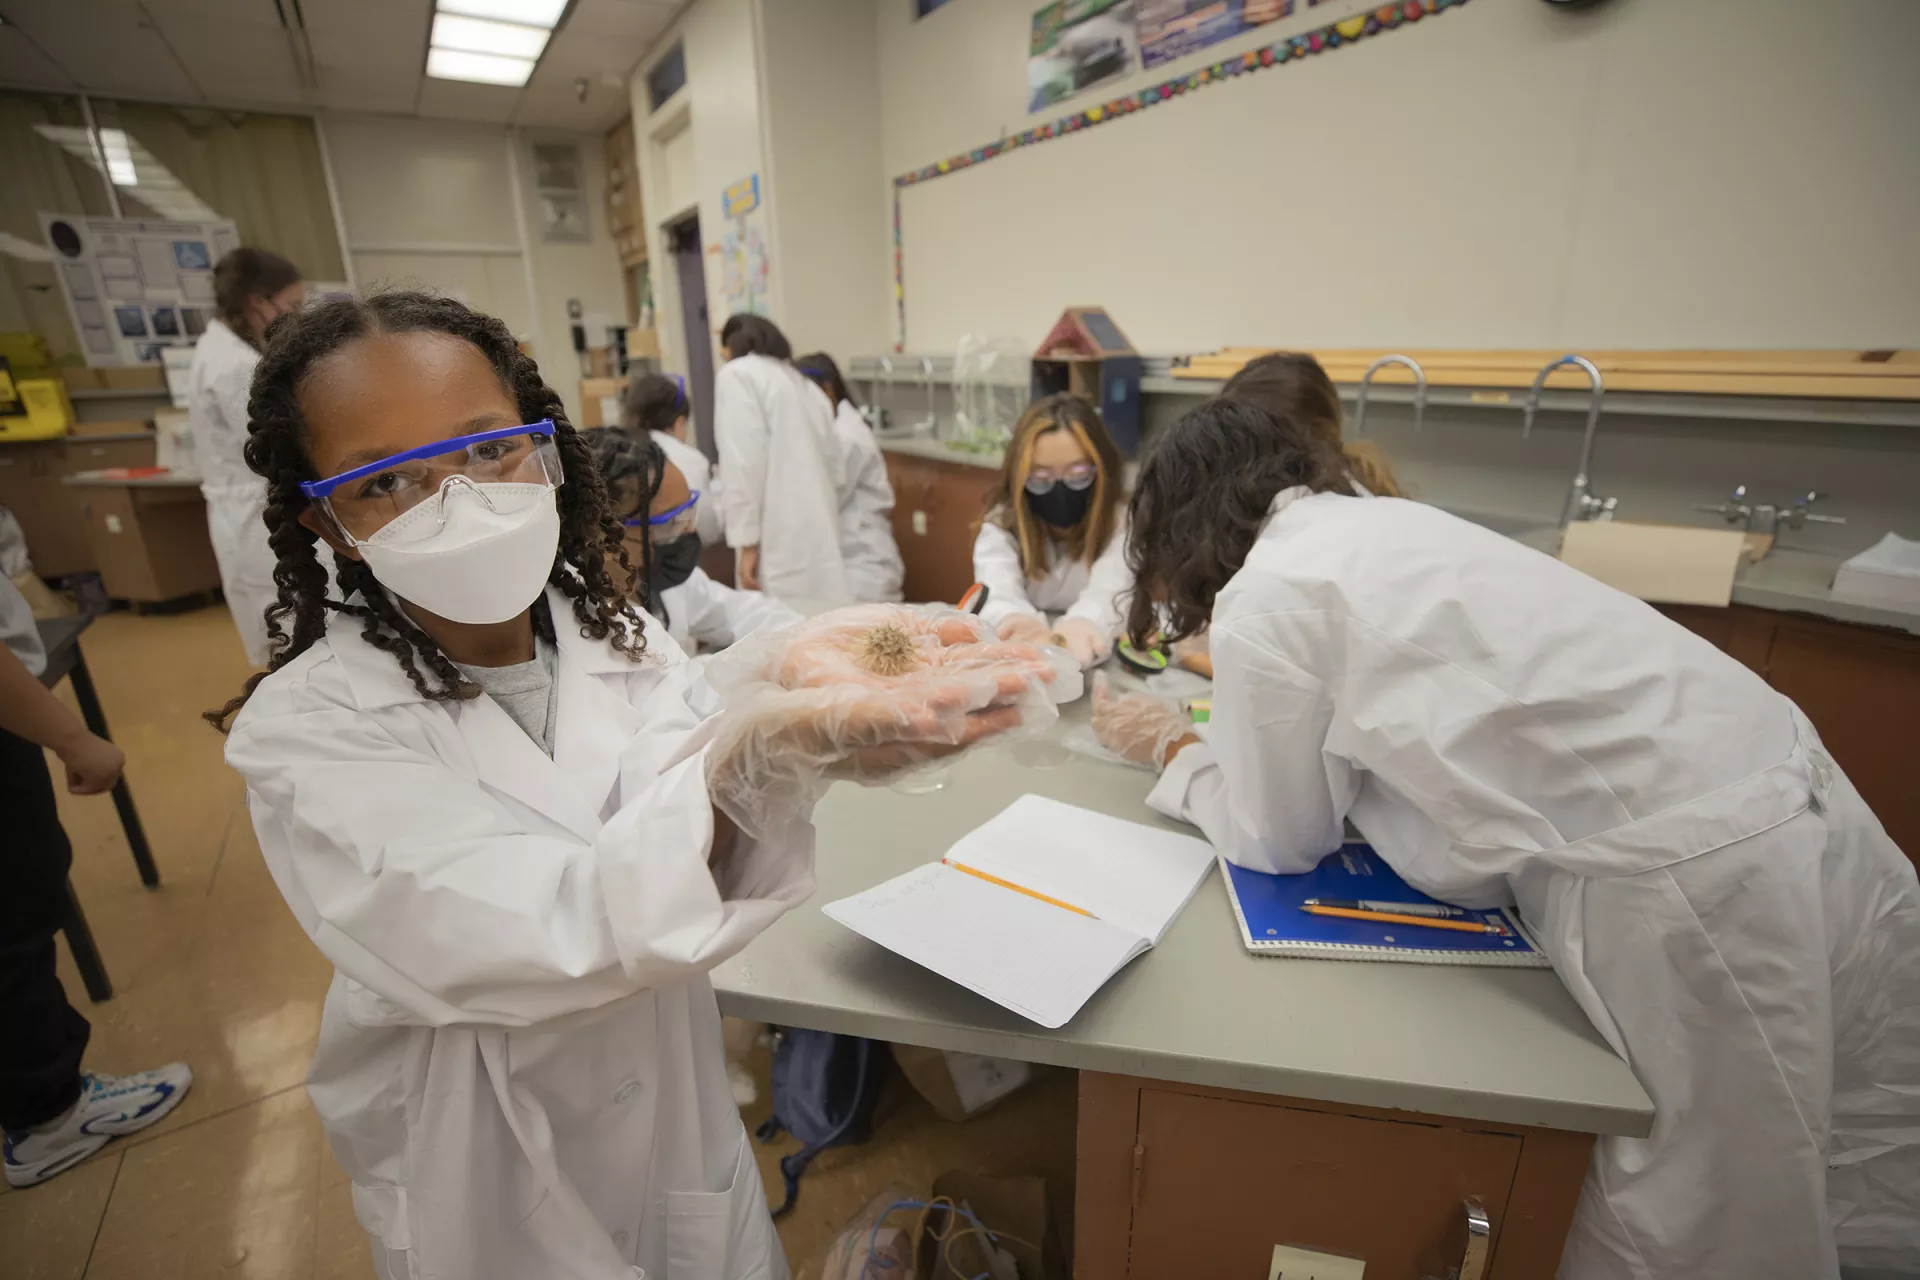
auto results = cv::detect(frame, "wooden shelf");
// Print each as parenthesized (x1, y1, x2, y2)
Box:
(1171, 348, 1920, 401)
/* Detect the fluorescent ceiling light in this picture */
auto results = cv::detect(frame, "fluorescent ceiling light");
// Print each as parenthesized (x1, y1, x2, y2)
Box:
(426, 47, 537, 86)
(436, 0, 568, 28)
(431, 13, 550, 58)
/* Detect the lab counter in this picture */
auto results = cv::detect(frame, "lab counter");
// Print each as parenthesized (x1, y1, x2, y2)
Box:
(715, 700, 1651, 1274)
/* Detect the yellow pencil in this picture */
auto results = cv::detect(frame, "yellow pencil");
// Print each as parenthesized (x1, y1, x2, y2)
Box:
(942, 859, 1095, 918)
(1302, 904, 1508, 935)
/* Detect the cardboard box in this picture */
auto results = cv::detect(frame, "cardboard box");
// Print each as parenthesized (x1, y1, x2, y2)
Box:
(578, 376, 626, 429)
(626, 327, 661, 360)
(891, 1044, 1034, 1122)
(61, 366, 105, 393)
(98, 366, 167, 392)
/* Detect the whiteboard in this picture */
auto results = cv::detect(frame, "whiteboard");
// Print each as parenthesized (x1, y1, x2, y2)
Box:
(891, 0, 1920, 355)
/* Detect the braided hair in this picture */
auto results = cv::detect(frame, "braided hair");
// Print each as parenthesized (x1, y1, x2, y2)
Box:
(582, 426, 671, 627)
(206, 290, 644, 731)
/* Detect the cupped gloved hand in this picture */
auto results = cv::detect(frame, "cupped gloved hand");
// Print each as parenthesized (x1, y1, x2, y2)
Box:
(1049, 616, 1112, 668)
(702, 603, 1082, 836)
(1091, 671, 1195, 770)
(995, 612, 1051, 645)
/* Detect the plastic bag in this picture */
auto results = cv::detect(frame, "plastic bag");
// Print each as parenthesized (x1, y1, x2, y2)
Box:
(702, 603, 1081, 837)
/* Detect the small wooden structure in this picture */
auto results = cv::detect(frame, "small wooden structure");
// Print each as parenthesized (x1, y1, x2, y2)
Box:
(1031, 307, 1144, 454)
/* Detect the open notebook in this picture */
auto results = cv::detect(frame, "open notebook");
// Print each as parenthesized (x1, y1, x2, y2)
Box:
(1220, 843, 1551, 967)
(823, 795, 1217, 1028)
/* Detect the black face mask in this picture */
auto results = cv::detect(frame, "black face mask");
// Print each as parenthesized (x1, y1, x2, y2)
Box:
(647, 533, 702, 599)
(1026, 483, 1093, 530)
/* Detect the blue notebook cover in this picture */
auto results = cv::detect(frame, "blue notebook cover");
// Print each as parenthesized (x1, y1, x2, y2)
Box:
(1219, 844, 1551, 967)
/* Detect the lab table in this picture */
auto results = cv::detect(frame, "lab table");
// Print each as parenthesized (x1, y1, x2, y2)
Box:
(713, 701, 1654, 1278)
(36, 615, 162, 1004)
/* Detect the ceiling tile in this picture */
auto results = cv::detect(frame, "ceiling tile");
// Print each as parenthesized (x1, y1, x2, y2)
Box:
(415, 75, 520, 124)
(306, 0, 429, 115)
(5, 0, 204, 100)
(560, 0, 678, 44)
(0, 28, 79, 90)
(142, 10, 308, 107)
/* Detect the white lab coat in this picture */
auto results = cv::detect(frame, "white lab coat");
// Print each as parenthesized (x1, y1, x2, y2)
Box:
(972, 514, 1131, 636)
(185, 318, 276, 666)
(226, 587, 807, 1280)
(1147, 489, 1920, 1280)
(656, 566, 800, 657)
(829, 400, 903, 603)
(714, 355, 847, 602)
(654, 429, 726, 547)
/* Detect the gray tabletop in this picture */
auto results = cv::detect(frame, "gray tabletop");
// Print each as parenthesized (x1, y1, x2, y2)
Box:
(713, 701, 1655, 1138)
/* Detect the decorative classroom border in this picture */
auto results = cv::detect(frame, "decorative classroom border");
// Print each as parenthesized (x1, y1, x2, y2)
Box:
(888, 0, 1472, 349)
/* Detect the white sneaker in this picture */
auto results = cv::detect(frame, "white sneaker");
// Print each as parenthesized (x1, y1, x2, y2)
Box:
(4, 1064, 193, 1188)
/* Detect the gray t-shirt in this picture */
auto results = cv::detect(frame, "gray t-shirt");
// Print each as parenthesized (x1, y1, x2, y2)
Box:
(457, 634, 558, 756)
(0, 574, 46, 677)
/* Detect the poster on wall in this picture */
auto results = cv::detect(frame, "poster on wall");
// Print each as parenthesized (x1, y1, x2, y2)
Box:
(1028, 0, 1141, 113)
(38, 212, 240, 367)
(718, 175, 769, 317)
(1136, 0, 1293, 68)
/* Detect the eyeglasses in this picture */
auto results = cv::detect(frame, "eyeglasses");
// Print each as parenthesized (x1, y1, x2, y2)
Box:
(299, 422, 564, 545)
(622, 489, 701, 542)
(1023, 463, 1097, 496)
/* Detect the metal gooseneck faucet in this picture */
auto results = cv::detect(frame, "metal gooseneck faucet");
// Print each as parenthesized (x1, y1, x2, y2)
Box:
(1522, 354, 1614, 528)
(1352, 354, 1427, 440)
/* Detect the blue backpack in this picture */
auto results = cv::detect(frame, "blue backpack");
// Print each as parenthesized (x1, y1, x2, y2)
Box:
(755, 1031, 887, 1217)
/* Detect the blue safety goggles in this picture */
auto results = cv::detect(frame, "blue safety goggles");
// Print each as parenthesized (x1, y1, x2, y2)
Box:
(623, 490, 700, 538)
(299, 421, 563, 544)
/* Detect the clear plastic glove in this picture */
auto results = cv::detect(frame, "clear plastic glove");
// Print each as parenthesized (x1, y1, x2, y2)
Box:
(704, 603, 1082, 836)
(1049, 616, 1112, 668)
(995, 612, 1051, 646)
(1091, 671, 1194, 770)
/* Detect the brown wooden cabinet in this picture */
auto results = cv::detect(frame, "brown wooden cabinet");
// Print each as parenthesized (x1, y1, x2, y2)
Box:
(1076, 1072, 1593, 1280)
(1658, 602, 1920, 868)
(0, 435, 157, 577)
(882, 451, 995, 605)
(604, 117, 646, 269)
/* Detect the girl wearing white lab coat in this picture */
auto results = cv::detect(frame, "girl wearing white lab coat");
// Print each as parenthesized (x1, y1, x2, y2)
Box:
(973, 393, 1132, 667)
(184, 247, 305, 666)
(1093, 397, 1920, 1280)
(585, 425, 800, 660)
(209, 292, 1027, 1280)
(622, 371, 725, 547)
(713, 315, 847, 602)
(796, 352, 904, 603)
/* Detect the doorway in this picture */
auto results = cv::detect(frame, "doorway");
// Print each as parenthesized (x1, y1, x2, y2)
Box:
(666, 213, 716, 462)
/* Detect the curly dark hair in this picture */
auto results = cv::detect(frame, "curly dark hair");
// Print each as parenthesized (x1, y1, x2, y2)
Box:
(582, 426, 671, 626)
(1125, 396, 1355, 647)
(620, 372, 688, 437)
(205, 290, 643, 732)
(1222, 352, 1404, 498)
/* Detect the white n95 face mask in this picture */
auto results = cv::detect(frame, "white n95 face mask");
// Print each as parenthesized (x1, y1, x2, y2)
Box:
(356, 478, 560, 624)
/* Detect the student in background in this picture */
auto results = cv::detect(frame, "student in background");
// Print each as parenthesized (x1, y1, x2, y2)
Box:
(1222, 352, 1403, 497)
(0, 575, 192, 1188)
(1094, 396, 1920, 1280)
(620, 372, 724, 546)
(795, 352, 904, 603)
(186, 246, 307, 666)
(973, 393, 1131, 667)
(585, 427, 798, 665)
(713, 315, 847, 602)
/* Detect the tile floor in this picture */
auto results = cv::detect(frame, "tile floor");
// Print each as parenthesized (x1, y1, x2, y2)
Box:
(1, 605, 1075, 1279)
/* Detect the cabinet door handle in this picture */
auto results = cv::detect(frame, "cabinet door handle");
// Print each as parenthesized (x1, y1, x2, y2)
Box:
(1459, 1197, 1491, 1280)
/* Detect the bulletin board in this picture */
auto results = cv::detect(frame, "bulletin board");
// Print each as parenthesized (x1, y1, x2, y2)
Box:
(39, 213, 241, 368)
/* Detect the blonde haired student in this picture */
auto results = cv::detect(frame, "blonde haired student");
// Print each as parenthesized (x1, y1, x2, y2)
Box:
(972, 393, 1131, 667)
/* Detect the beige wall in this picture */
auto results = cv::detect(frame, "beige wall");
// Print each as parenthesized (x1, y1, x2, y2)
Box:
(321, 113, 627, 427)
(879, 0, 1920, 354)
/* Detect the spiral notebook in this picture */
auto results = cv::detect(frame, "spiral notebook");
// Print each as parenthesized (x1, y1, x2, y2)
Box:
(1220, 844, 1550, 967)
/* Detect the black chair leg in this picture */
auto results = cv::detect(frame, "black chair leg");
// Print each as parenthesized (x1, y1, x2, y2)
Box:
(62, 880, 113, 1003)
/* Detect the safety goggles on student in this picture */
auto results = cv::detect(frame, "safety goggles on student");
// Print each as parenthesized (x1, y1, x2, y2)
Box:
(299, 422, 564, 545)
(622, 489, 701, 542)
(1023, 462, 1097, 496)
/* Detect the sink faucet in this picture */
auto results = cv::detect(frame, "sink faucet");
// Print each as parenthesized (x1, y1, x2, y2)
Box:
(1352, 354, 1427, 440)
(913, 356, 938, 433)
(1695, 486, 1846, 542)
(1523, 354, 1613, 528)
(867, 356, 894, 432)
